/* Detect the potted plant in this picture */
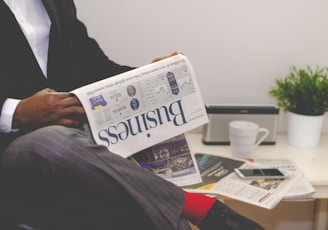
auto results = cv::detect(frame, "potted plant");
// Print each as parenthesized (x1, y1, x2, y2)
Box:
(269, 65, 328, 148)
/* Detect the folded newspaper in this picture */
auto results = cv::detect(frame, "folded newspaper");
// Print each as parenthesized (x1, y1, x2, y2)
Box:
(183, 153, 311, 209)
(72, 54, 209, 158)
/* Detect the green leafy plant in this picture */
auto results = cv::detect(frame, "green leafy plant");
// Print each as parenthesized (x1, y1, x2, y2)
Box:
(269, 65, 328, 115)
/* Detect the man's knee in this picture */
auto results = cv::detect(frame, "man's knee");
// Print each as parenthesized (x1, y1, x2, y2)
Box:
(29, 125, 82, 142)
(9, 126, 83, 151)
(1, 126, 87, 189)
(1, 126, 87, 171)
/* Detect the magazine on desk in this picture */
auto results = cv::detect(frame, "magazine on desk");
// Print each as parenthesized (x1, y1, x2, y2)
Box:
(183, 153, 306, 209)
(71, 54, 209, 158)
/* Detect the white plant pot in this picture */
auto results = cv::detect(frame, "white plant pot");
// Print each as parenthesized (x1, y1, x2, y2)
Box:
(287, 112, 325, 148)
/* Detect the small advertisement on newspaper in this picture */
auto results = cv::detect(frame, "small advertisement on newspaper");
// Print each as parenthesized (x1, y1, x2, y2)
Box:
(72, 54, 208, 158)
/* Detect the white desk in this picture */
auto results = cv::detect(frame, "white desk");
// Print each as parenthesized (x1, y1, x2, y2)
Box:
(186, 133, 328, 230)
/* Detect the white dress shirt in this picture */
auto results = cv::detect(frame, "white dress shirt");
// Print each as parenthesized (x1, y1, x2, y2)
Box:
(0, 0, 51, 132)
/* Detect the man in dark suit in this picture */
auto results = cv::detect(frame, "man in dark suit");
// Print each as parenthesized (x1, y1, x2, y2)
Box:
(0, 0, 264, 229)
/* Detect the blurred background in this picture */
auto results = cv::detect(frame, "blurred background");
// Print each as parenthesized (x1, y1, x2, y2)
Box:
(75, 0, 328, 134)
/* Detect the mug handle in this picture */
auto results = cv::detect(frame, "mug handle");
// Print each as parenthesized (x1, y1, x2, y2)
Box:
(254, 128, 269, 147)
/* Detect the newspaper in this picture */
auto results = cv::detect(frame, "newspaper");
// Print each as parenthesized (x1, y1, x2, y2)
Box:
(129, 133, 202, 187)
(72, 54, 209, 158)
(183, 153, 304, 209)
(251, 159, 315, 200)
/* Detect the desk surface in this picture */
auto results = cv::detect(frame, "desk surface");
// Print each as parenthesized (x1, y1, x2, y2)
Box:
(186, 133, 328, 199)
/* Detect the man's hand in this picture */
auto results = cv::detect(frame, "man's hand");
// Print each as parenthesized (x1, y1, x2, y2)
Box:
(13, 88, 86, 130)
(151, 51, 178, 63)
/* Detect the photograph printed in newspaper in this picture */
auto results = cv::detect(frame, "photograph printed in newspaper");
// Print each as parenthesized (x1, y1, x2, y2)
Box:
(129, 133, 202, 187)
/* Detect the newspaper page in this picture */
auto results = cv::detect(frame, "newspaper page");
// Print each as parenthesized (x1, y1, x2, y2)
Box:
(252, 159, 315, 200)
(183, 153, 303, 209)
(72, 54, 209, 158)
(129, 133, 202, 187)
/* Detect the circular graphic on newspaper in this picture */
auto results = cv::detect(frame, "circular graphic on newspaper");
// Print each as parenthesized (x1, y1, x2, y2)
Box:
(127, 85, 137, 97)
(130, 98, 140, 110)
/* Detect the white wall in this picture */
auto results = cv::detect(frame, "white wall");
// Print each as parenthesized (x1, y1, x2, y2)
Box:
(75, 0, 328, 134)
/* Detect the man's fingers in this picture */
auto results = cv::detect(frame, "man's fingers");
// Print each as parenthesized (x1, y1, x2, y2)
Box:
(151, 51, 179, 63)
(169, 51, 178, 57)
(61, 96, 80, 107)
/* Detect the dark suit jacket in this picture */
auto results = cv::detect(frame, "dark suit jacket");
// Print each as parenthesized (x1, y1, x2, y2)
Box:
(0, 0, 134, 151)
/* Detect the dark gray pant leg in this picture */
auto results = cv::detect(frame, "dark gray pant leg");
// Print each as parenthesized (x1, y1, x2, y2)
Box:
(0, 126, 191, 230)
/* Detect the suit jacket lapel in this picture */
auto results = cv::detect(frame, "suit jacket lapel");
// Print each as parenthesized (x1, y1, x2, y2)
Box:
(0, 1, 49, 98)
(41, 0, 63, 39)
(40, 0, 69, 85)
(0, 1, 45, 77)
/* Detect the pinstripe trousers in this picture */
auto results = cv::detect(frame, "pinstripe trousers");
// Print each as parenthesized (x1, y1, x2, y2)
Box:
(0, 125, 192, 230)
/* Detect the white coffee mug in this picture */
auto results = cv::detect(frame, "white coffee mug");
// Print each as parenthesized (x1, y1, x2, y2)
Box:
(229, 120, 269, 158)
